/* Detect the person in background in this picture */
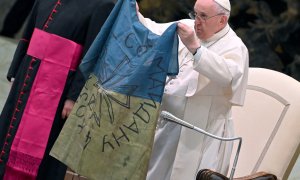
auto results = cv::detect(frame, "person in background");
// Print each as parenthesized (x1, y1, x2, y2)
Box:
(138, 0, 249, 179)
(0, 0, 115, 179)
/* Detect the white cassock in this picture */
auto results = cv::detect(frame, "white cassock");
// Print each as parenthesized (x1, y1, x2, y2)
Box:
(138, 14, 249, 180)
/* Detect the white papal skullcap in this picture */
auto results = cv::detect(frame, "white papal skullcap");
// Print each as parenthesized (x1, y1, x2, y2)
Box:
(214, 0, 231, 11)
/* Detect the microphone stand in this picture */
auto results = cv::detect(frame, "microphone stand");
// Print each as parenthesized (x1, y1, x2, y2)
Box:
(160, 111, 242, 180)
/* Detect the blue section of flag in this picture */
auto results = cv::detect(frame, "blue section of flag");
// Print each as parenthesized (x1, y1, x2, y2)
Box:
(79, 0, 179, 103)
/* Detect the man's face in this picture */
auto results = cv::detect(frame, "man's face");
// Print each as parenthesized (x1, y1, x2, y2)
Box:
(193, 0, 224, 41)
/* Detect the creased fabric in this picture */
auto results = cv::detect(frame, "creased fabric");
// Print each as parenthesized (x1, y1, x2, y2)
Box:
(50, 0, 178, 180)
(0, 0, 116, 179)
(4, 28, 82, 180)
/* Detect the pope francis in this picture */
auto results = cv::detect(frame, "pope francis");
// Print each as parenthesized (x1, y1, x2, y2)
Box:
(138, 0, 249, 179)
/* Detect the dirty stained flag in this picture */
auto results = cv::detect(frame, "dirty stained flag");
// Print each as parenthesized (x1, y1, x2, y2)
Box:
(50, 0, 179, 179)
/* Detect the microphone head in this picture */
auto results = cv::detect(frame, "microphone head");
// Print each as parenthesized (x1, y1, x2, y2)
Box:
(160, 111, 194, 129)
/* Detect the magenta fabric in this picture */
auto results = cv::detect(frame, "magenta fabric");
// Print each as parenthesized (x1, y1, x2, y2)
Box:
(4, 28, 82, 179)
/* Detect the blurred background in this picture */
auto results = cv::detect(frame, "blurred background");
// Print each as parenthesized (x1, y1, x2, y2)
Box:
(0, 0, 299, 179)
(138, 0, 300, 82)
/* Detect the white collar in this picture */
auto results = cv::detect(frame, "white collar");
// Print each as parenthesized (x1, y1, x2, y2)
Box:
(201, 24, 230, 48)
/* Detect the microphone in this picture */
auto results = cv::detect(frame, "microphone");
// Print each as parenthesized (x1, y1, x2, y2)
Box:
(160, 110, 242, 180)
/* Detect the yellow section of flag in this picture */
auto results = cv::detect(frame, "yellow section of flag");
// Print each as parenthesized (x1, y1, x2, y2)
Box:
(50, 74, 160, 180)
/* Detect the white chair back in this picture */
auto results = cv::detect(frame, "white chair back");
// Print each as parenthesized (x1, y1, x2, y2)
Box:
(230, 68, 300, 180)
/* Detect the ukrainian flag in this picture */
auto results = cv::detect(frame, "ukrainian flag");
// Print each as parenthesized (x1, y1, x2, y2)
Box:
(50, 0, 178, 179)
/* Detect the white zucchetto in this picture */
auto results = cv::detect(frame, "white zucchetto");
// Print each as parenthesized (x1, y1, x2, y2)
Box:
(214, 0, 231, 11)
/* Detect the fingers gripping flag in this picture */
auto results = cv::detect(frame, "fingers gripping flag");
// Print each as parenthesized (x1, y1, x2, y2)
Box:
(50, 0, 179, 179)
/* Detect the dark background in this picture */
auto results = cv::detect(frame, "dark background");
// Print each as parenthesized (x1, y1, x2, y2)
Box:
(138, 0, 300, 81)
(0, 0, 299, 81)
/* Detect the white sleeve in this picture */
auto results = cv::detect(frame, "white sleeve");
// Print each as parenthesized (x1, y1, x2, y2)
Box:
(137, 12, 173, 35)
(193, 40, 249, 106)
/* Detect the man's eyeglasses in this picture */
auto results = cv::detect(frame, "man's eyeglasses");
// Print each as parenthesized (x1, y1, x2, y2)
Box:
(189, 11, 224, 22)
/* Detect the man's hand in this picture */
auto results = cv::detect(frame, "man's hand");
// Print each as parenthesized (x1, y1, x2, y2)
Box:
(62, 99, 75, 119)
(177, 22, 201, 54)
(136, 2, 139, 12)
